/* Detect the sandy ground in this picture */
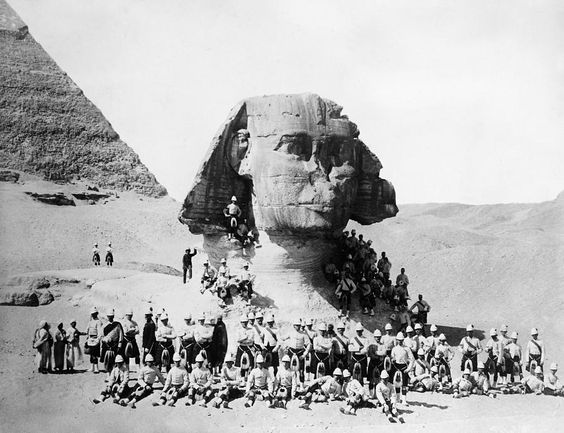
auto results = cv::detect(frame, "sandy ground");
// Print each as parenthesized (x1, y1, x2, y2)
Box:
(1, 178, 564, 432)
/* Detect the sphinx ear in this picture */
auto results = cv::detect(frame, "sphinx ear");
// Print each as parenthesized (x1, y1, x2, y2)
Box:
(350, 141, 398, 224)
(179, 102, 253, 234)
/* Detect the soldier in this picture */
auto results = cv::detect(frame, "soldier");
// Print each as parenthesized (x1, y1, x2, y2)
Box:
(92, 243, 101, 266)
(425, 324, 440, 361)
(471, 362, 494, 398)
(262, 314, 280, 375)
(377, 252, 392, 284)
(332, 321, 349, 370)
(391, 332, 414, 406)
(348, 323, 369, 383)
(93, 355, 129, 404)
(412, 348, 431, 383)
(200, 261, 218, 293)
(178, 313, 195, 370)
(375, 370, 401, 423)
(409, 294, 431, 325)
(458, 324, 482, 371)
(382, 323, 396, 357)
(122, 309, 140, 369)
(544, 363, 564, 396)
(251, 311, 266, 356)
(212, 353, 244, 408)
(524, 327, 545, 372)
(186, 354, 214, 406)
(238, 262, 255, 304)
(153, 353, 189, 406)
(485, 328, 504, 386)
(395, 268, 409, 292)
(404, 326, 418, 357)
(124, 354, 165, 408)
(223, 196, 242, 240)
(452, 369, 474, 398)
(299, 368, 344, 409)
(244, 354, 274, 407)
(358, 277, 375, 316)
(312, 323, 332, 377)
(505, 331, 523, 382)
(105, 242, 114, 267)
(283, 318, 310, 382)
(272, 355, 298, 408)
(155, 313, 176, 372)
(413, 323, 426, 352)
(434, 333, 454, 382)
(521, 366, 545, 394)
(100, 308, 124, 375)
(182, 248, 197, 283)
(367, 329, 386, 391)
(340, 369, 369, 415)
(85, 307, 103, 374)
(235, 315, 254, 377)
(141, 307, 156, 365)
(413, 365, 442, 394)
(194, 315, 214, 361)
(335, 269, 357, 318)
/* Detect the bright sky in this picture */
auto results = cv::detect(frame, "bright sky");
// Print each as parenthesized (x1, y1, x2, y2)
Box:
(10, 0, 564, 204)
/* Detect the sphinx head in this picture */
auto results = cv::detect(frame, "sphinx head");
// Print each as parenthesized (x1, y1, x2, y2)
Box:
(180, 93, 398, 235)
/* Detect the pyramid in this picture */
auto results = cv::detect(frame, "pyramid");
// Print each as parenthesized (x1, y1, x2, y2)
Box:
(0, 0, 167, 197)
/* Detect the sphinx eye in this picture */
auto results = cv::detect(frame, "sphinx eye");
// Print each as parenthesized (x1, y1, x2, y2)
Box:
(274, 133, 312, 160)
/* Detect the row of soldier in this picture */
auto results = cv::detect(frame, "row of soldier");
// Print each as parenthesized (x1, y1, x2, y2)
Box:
(200, 259, 256, 307)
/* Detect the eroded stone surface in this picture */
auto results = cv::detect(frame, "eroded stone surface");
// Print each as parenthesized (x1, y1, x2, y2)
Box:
(180, 93, 398, 235)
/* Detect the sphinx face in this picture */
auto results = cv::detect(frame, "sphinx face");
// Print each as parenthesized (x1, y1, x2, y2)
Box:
(179, 93, 397, 235)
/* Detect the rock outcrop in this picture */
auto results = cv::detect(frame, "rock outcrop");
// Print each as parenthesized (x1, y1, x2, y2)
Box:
(25, 192, 75, 206)
(180, 93, 398, 235)
(0, 0, 167, 197)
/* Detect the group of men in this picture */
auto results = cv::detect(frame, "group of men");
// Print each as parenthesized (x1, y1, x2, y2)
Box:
(329, 229, 430, 325)
(199, 258, 256, 307)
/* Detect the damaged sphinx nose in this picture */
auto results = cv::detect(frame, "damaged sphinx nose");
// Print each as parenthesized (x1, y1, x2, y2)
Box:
(178, 93, 398, 236)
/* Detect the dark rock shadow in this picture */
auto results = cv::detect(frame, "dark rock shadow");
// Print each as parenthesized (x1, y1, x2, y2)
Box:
(407, 400, 449, 410)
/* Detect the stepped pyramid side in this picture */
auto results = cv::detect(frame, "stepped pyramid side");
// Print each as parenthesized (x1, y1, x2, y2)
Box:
(0, 0, 167, 197)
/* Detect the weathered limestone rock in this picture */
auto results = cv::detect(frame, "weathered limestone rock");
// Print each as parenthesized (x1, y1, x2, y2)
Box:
(25, 192, 75, 206)
(0, 287, 39, 306)
(0, 0, 167, 198)
(0, 169, 19, 182)
(180, 93, 398, 235)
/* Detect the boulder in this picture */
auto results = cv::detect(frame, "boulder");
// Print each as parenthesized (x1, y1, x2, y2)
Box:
(28, 277, 50, 290)
(179, 93, 398, 236)
(0, 286, 39, 306)
(71, 192, 110, 201)
(0, 170, 19, 182)
(36, 290, 55, 305)
(25, 192, 75, 206)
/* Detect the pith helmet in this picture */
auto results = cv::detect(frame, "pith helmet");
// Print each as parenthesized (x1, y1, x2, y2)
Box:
(282, 355, 291, 363)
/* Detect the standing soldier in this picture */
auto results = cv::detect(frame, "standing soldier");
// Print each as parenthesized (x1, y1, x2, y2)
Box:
(92, 243, 100, 266)
(105, 242, 114, 267)
(332, 321, 349, 370)
(182, 248, 197, 283)
(335, 269, 357, 319)
(434, 333, 454, 382)
(348, 323, 369, 384)
(404, 326, 418, 358)
(236, 315, 255, 377)
(395, 268, 410, 293)
(391, 332, 414, 406)
(425, 324, 440, 362)
(284, 318, 310, 383)
(155, 313, 176, 372)
(312, 323, 333, 377)
(178, 314, 195, 370)
(262, 314, 280, 375)
(382, 323, 396, 357)
(409, 294, 431, 325)
(122, 309, 140, 370)
(458, 324, 482, 371)
(367, 329, 387, 392)
(85, 307, 103, 374)
(224, 196, 242, 240)
(524, 327, 545, 373)
(142, 308, 156, 365)
(485, 328, 504, 387)
(251, 311, 266, 357)
(505, 331, 523, 382)
(101, 309, 124, 375)
(194, 315, 214, 362)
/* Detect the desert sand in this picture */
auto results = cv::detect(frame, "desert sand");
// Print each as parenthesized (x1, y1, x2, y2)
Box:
(1, 174, 564, 432)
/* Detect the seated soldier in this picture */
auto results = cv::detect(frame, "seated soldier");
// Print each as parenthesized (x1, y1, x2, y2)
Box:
(200, 261, 218, 293)
(411, 348, 431, 383)
(211, 353, 244, 408)
(413, 365, 442, 393)
(124, 354, 165, 408)
(544, 363, 564, 396)
(452, 369, 474, 398)
(340, 371, 369, 415)
(237, 262, 255, 304)
(471, 362, 496, 398)
(244, 354, 274, 407)
(93, 355, 130, 404)
(153, 353, 189, 407)
(186, 353, 214, 406)
(521, 366, 545, 395)
(299, 367, 344, 410)
(271, 355, 298, 408)
(214, 269, 231, 307)
(375, 370, 401, 423)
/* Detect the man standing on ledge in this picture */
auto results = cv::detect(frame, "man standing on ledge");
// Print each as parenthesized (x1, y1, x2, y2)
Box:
(182, 248, 197, 284)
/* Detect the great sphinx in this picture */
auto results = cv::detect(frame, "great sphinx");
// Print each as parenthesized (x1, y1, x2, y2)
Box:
(179, 93, 398, 239)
